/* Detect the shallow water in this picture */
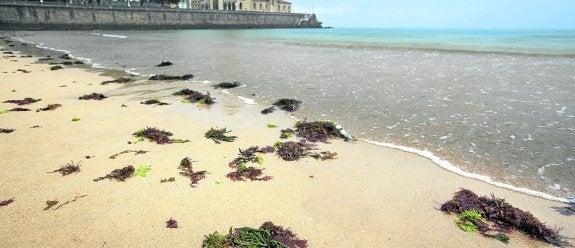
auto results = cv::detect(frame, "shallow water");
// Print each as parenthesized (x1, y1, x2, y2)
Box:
(13, 28, 575, 200)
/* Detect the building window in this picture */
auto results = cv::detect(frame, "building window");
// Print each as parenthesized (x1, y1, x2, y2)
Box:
(259, 3, 262, 10)
(239, 2, 242, 9)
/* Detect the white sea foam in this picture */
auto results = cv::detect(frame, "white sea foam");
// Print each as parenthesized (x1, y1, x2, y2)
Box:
(364, 139, 572, 203)
(101, 34, 127, 39)
(237, 96, 257, 105)
(125, 68, 140, 76)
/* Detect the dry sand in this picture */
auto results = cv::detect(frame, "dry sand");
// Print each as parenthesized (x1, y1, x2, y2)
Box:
(0, 46, 573, 247)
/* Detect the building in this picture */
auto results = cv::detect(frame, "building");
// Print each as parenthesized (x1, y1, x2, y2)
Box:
(198, 0, 291, 13)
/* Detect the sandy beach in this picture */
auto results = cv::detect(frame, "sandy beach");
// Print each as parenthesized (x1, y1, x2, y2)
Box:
(1, 43, 573, 247)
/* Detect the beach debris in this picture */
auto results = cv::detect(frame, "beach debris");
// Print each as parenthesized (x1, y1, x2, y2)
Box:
(227, 165, 272, 182)
(140, 99, 169, 106)
(166, 218, 178, 228)
(60, 54, 72, 60)
(310, 151, 338, 160)
(48, 161, 81, 176)
(109, 150, 148, 159)
(178, 157, 207, 187)
(440, 188, 568, 246)
(47, 195, 88, 210)
(202, 222, 307, 248)
(205, 127, 237, 144)
(212, 81, 241, 89)
(172, 89, 216, 105)
(261, 106, 276, 115)
(16, 69, 30, 73)
(0, 128, 15, 133)
(36, 104, 62, 112)
(133, 127, 189, 144)
(9, 107, 30, 111)
(160, 177, 176, 183)
(134, 165, 152, 177)
(280, 128, 295, 139)
(50, 65, 64, 71)
(156, 61, 173, 67)
(295, 121, 352, 142)
(276, 141, 316, 161)
(101, 77, 135, 85)
(4, 97, 41, 105)
(273, 99, 302, 112)
(93, 165, 135, 182)
(267, 123, 279, 128)
(71, 118, 81, 122)
(149, 74, 194, 81)
(79, 93, 107, 100)
(0, 198, 14, 207)
(44, 201, 59, 210)
(260, 146, 276, 154)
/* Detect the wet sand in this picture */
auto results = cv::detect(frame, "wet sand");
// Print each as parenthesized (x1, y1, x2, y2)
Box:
(0, 46, 573, 247)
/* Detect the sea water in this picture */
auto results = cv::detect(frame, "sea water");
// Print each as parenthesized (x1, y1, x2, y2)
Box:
(13, 28, 575, 201)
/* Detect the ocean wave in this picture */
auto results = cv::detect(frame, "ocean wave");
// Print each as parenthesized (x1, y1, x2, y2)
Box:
(364, 139, 572, 203)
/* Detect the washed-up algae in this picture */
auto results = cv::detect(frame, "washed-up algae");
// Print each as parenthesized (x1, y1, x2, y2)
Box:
(101, 77, 135, 85)
(440, 188, 568, 246)
(48, 161, 81, 176)
(212, 82, 241, 89)
(276, 141, 316, 161)
(133, 127, 189, 144)
(202, 222, 307, 248)
(79, 93, 107, 100)
(156, 61, 173, 67)
(205, 128, 237, 144)
(0, 128, 15, 133)
(93, 165, 135, 182)
(9, 107, 30, 111)
(140, 99, 169, 106)
(109, 150, 148, 159)
(4, 97, 41, 105)
(166, 218, 178, 228)
(178, 157, 207, 187)
(149, 74, 194, 81)
(273, 99, 302, 112)
(36, 104, 62, 112)
(0, 198, 14, 207)
(295, 121, 342, 143)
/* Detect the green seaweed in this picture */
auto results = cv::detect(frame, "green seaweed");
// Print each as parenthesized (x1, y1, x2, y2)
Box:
(202, 231, 230, 248)
(257, 155, 264, 165)
(71, 117, 81, 121)
(458, 210, 483, 222)
(134, 165, 152, 177)
(457, 221, 479, 232)
(0, 109, 8, 114)
(205, 127, 237, 144)
(267, 123, 278, 128)
(487, 233, 510, 244)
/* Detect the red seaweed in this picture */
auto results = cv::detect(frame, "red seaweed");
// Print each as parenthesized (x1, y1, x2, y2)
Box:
(79, 93, 107, 100)
(166, 218, 178, 228)
(276, 141, 316, 161)
(48, 161, 81, 176)
(226, 166, 272, 182)
(295, 121, 342, 143)
(133, 127, 188, 144)
(0, 198, 14, 207)
(260, 222, 308, 248)
(93, 165, 135, 182)
(178, 157, 207, 187)
(4, 97, 41, 105)
(440, 189, 568, 246)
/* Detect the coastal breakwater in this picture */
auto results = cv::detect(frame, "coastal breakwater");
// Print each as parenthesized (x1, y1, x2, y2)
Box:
(0, 2, 321, 30)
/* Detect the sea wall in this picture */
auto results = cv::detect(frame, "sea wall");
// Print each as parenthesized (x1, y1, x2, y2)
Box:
(0, 2, 320, 30)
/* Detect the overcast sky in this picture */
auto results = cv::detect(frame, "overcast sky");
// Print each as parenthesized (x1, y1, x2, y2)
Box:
(291, 0, 575, 29)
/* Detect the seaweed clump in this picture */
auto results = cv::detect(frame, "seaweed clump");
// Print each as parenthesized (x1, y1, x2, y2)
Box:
(276, 141, 316, 161)
(178, 157, 208, 188)
(36, 104, 62, 112)
(101, 78, 135, 85)
(212, 82, 241, 89)
(310, 151, 338, 160)
(0, 128, 15, 133)
(48, 161, 81, 176)
(4, 97, 41, 105)
(149, 74, 194, 81)
(261, 106, 276, 115)
(140, 99, 169, 106)
(93, 165, 135, 182)
(166, 218, 178, 228)
(295, 121, 341, 143)
(440, 188, 568, 246)
(79, 93, 107, 100)
(205, 128, 237, 144)
(0, 198, 14, 207)
(50, 65, 64, 71)
(9, 107, 30, 112)
(273, 99, 302, 112)
(133, 127, 189, 144)
(226, 147, 271, 182)
(172, 89, 216, 105)
(202, 222, 307, 248)
(156, 61, 173, 67)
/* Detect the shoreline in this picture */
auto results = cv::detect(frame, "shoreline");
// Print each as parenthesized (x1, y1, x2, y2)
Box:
(9, 34, 574, 203)
(1, 40, 574, 247)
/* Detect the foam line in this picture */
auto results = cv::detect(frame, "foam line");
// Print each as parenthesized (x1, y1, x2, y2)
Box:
(364, 139, 572, 203)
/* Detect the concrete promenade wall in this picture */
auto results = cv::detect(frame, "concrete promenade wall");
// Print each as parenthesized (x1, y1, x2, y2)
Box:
(0, 2, 311, 30)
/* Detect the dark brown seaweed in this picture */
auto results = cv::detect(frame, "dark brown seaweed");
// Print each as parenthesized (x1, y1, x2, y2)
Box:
(101, 77, 135, 85)
(48, 161, 81, 176)
(140, 99, 169, 106)
(109, 150, 148, 159)
(166, 218, 178, 228)
(0, 198, 14, 207)
(212, 82, 241, 89)
(149, 74, 193, 81)
(0, 128, 15, 133)
(4, 97, 41, 105)
(93, 165, 135, 182)
(276, 141, 316, 161)
(79, 93, 107, 100)
(273, 99, 302, 112)
(36, 104, 62, 112)
(156, 61, 173, 67)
